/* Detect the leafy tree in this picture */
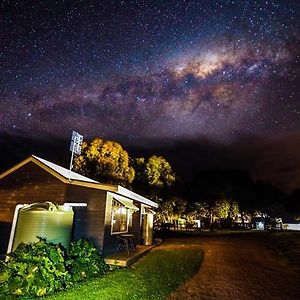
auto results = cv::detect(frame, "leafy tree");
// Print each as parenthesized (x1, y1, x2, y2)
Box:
(188, 202, 208, 220)
(155, 197, 187, 229)
(190, 197, 239, 229)
(229, 201, 239, 218)
(73, 137, 135, 186)
(133, 155, 175, 189)
(214, 198, 231, 219)
(213, 199, 239, 219)
(156, 200, 174, 224)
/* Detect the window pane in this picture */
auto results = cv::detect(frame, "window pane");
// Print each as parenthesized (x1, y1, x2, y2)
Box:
(112, 201, 128, 233)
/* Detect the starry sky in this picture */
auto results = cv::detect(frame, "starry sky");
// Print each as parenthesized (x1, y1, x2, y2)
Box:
(1, 0, 300, 191)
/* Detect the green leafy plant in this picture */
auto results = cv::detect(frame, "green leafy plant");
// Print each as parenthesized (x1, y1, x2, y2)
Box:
(67, 239, 109, 282)
(0, 238, 108, 297)
(0, 238, 69, 297)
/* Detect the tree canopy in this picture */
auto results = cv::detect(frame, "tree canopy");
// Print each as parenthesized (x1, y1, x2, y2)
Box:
(73, 138, 175, 192)
(133, 155, 175, 189)
(73, 137, 135, 186)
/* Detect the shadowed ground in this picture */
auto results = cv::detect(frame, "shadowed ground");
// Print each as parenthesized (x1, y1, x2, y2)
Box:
(166, 233, 300, 300)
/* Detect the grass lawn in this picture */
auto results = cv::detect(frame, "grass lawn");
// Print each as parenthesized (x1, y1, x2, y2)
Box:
(45, 245, 202, 300)
(265, 231, 300, 269)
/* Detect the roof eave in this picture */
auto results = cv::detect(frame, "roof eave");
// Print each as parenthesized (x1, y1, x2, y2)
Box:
(0, 155, 118, 191)
(116, 185, 158, 208)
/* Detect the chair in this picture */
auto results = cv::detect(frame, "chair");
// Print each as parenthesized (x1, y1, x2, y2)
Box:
(116, 234, 136, 255)
(116, 235, 129, 254)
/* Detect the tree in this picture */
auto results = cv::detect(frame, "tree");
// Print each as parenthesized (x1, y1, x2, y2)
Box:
(134, 155, 175, 189)
(229, 201, 239, 218)
(286, 189, 300, 220)
(214, 198, 231, 219)
(73, 137, 135, 186)
(253, 181, 286, 219)
(131, 157, 146, 186)
(190, 197, 239, 229)
(155, 196, 187, 230)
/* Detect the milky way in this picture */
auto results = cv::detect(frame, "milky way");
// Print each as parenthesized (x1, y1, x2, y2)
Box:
(1, 0, 299, 146)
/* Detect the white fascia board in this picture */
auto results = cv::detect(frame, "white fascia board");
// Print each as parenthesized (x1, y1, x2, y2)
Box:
(117, 186, 158, 208)
(109, 192, 139, 211)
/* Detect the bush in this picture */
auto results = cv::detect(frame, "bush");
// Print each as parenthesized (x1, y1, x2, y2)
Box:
(0, 238, 108, 297)
(0, 238, 68, 297)
(67, 239, 109, 282)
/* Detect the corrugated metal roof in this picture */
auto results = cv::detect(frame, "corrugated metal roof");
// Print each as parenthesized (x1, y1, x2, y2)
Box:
(32, 155, 99, 183)
(117, 186, 158, 208)
(112, 194, 139, 211)
(0, 155, 157, 208)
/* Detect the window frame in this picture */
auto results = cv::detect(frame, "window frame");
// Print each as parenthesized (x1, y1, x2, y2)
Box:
(111, 199, 129, 235)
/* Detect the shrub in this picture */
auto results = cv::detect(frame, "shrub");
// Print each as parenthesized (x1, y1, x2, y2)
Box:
(0, 238, 108, 297)
(67, 239, 109, 282)
(0, 238, 69, 297)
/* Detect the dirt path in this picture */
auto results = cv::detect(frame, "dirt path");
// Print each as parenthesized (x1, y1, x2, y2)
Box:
(167, 234, 300, 300)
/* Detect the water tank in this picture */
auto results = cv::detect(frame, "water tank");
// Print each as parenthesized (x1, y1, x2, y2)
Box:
(12, 202, 74, 250)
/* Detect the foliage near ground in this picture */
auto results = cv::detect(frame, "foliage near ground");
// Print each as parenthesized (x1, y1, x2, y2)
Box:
(46, 245, 202, 300)
(0, 238, 108, 298)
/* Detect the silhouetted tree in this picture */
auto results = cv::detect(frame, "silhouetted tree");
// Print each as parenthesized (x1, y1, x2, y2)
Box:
(286, 189, 300, 220)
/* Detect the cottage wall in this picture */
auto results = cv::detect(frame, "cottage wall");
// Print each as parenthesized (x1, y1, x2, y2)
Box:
(64, 185, 107, 251)
(0, 162, 107, 253)
(0, 162, 67, 223)
(0, 160, 155, 256)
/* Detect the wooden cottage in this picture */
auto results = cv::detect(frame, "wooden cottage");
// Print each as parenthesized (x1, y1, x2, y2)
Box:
(0, 155, 157, 255)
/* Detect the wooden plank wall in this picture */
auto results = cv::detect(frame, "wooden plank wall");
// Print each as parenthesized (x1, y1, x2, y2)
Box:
(64, 185, 107, 251)
(0, 162, 107, 254)
(0, 162, 67, 223)
(0, 162, 67, 253)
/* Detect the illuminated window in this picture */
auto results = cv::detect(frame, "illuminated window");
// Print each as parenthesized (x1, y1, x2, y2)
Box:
(112, 200, 128, 233)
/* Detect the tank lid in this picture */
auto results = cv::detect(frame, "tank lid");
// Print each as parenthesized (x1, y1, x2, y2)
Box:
(21, 202, 57, 212)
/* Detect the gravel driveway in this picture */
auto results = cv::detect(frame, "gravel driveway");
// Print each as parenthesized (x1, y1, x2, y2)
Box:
(167, 234, 300, 300)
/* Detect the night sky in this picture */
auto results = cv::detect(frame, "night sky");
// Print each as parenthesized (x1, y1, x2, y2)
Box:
(1, 1, 300, 191)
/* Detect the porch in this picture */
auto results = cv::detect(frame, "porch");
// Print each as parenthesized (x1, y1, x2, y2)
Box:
(104, 240, 162, 267)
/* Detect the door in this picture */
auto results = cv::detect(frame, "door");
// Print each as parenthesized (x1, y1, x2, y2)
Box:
(142, 213, 153, 245)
